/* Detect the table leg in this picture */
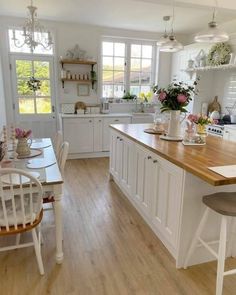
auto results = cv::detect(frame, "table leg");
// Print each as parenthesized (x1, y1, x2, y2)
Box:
(54, 193, 63, 264)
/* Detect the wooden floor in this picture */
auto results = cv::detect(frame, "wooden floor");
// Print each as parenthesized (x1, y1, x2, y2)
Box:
(1, 158, 236, 295)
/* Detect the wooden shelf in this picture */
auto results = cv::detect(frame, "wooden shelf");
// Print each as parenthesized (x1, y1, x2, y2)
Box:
(61, 78, 92, 83)
(60, 59, 97, 66)
(184, 64, 236, 73)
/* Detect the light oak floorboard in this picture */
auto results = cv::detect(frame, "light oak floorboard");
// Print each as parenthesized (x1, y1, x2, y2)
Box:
(0, 158, 236, 295)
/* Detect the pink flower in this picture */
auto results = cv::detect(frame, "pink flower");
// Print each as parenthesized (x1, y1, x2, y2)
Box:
(177, 94, 187, 103)
(15, 128, 32, 139)
(158, 92, 167, 102)
(187, 114, 198, 123)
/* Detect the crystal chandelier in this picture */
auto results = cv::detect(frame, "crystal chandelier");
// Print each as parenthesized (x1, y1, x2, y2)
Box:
(12, 0, 53, 52)
(194, 0, 229, 43)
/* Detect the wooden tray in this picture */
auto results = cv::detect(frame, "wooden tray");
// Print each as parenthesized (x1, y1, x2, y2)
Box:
(144, 128, 165, 135)
(17, 149, 42, 159)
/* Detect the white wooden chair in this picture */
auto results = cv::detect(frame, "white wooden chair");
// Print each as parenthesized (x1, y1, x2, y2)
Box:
(0, 168, 44, 275)
(53, 131, 63, 160)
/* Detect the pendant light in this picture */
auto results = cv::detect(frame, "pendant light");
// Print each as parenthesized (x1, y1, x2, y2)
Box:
(194, 0, 229, 43)
(159, 0, 183, 53)
(156, 16, 170, 46)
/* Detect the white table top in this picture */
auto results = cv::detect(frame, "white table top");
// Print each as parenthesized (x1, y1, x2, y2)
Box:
(5, 138, 63, 186)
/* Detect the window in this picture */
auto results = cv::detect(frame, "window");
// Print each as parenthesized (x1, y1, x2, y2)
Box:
(102, 42, 126, 98)
(101, 39, 156, 98)
(8, 29, 53, 55)
(15, 59, 52, 114)
(130, 44, 153, 96)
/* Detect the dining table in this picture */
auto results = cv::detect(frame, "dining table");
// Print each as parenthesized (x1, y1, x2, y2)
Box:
(1, 138, 64, 264)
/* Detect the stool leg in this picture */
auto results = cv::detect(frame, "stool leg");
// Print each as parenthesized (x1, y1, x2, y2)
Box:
(216, 216, 227, 295)
(227, 217, 236, 257)
(184, 207, 209, 269)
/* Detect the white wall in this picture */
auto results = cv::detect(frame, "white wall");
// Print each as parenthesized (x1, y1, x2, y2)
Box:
(0, 16, 189, 122)
(0, 55, 6, 130)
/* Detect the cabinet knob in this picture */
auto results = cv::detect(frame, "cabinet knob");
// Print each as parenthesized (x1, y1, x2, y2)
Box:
(225, 131, 229, 133)
(119, 138, 123, 141)
(117, 136, 120, 139)
(89, 120, 92, 123)
(153, 160, 158, 163)
(114, 119, 119, 122)
(147, 156, 152, 160)
(99, 120, 102, 122)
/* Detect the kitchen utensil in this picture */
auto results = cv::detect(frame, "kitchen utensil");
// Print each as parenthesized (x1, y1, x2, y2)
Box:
(100, 102, 110, 114)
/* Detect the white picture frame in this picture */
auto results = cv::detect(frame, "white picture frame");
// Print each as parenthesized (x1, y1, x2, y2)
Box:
(77, 84, 90, 96)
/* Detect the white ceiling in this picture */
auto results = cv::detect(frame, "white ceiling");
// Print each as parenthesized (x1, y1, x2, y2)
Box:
(0, 0, 236, 34)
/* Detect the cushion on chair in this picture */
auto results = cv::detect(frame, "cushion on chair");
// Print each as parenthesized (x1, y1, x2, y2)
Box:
(0, 194, 42, 227)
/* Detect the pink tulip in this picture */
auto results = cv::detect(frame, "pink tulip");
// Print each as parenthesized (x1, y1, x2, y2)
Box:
(177, 94, 187, 103)
(158, 92, 167, 102)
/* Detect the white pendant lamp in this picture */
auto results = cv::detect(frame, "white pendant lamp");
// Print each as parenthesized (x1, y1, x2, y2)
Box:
(159, 0, 183, 53)
(156, 16, 170, 46)
(194, 1, 229, 43)
(159, 34, 183, 52)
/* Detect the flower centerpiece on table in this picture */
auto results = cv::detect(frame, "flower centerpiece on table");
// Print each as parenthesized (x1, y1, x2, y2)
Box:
(152, 80, 199, 139)
(187, 114, 214, 134)
(15, 128, 32, 157)
(15, 128, 32, 139)
(153, 81, 198, 113)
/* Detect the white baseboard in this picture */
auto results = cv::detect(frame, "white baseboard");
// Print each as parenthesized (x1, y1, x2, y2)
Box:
(68, 151, 110, 159)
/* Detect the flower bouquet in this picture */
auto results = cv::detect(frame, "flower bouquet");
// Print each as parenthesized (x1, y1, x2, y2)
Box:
(15, 128, 32, 157)
(187, 114, 213, 134)
(153, 81, 198, 113)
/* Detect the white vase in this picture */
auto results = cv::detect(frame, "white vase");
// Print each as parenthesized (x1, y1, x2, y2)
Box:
(167, 110, 181, 138)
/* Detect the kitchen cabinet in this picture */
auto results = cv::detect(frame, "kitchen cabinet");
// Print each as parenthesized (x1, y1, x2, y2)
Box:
(93, 118, 103, 152)
(103, 117, 131, 151)
(223, 126, 236, 142)
(62, 115, 131, 157)
(63, 118, 93, 153)
(110, 128, 184, 255)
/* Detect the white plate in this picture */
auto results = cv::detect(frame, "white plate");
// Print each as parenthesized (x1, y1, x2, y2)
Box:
(160, 135, 183, 142)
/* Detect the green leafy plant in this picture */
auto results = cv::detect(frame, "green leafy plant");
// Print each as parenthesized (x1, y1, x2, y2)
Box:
(207, 43, 231, 66)
(153, 80, 199, 113)
(122, 92, 137, 100)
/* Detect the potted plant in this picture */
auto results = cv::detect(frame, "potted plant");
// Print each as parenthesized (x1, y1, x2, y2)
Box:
(15, 128, 32, 157)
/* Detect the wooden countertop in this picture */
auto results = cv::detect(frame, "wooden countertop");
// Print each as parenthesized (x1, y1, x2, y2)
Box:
(110, 124, 236, 186)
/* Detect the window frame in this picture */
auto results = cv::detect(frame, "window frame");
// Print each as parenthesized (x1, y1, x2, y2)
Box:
(101, 37, 157, 99)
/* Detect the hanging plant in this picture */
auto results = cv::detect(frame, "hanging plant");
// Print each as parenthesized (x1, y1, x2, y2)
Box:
(27, 76, 41, 92)
(207, 43, 231, 66)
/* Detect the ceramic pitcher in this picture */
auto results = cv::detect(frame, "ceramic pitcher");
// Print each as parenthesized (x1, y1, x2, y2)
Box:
(16, 138, 32, 157)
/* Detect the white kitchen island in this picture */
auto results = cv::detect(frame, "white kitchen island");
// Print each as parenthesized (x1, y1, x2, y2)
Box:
(109, 123, 236, 268)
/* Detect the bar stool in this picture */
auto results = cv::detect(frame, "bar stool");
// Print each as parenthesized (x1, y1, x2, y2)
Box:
(184, 192, 236, 295)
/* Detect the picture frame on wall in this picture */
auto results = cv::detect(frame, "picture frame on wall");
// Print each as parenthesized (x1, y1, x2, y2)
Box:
(77, 84, 90, 96)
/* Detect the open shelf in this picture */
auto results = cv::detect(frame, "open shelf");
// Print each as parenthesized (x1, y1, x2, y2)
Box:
(184, 64, 236, 73)
(60, 59, 97, 67)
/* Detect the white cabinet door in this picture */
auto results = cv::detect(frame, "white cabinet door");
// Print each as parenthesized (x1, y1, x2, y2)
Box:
(93, 118, 103, 152)
(151, 156, 184, 249)
(103, 117, 131, 151)
(63, 118, 94, 153)
(120, 136, 133, 197)
(223, 127, 236, 142)
(133, 145, 153, 217)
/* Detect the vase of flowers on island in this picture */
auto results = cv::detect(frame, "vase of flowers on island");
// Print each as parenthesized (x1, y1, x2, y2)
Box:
(153, 80, 198, 139)
(15, 128, 32, 157)
(187, 114, 213, 134)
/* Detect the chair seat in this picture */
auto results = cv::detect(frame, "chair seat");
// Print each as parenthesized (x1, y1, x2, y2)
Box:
(0, 209, 43, 236)
(203, 192, 236, 216)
